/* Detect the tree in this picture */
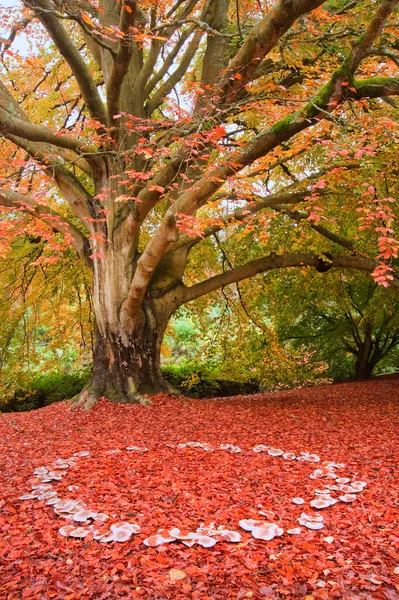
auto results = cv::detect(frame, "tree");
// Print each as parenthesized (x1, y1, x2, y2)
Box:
(268, 270, 399, 380)
(1, 0, 399, 406)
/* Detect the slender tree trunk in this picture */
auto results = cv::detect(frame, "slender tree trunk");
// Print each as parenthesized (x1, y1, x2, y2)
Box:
(354, 325, 377, 379)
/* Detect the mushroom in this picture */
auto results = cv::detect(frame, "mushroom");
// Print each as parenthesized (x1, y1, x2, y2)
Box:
(292, 498, 305, 505)
(350, 481, 367, 491)
(69, 527, 91, 538)
(143, 533, 176, 547)
(73, 451, 90, 457)
(38, 491, 57, 501)
(18, 493, 36, 500)
(335, 477, 350, 484)
(111, 527, 132, 542)
(310, 497, 337, 509)
(73, 510, 98, 523)
(298, 518, 324, 530)
(239, 519, 268, 532)
(58, 525, 77, 537)
(252, 524, 284, 541)
(268, 448, 284, 456)
(111, 522, 140, 534)
(339, 494, 357, 503)
(287, 527, 302, 535)
(283, 452, 296, 460)
(169, 528, 196, 540)
(253, 445, 269, 453)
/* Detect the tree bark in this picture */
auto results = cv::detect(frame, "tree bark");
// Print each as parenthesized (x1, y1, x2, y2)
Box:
(354, 324, 379, 379)
(75, 305, 176, 409)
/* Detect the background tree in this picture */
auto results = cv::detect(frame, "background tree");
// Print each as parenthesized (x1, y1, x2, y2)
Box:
(1, 0, 399, 406)
(267, 270, 399, 380)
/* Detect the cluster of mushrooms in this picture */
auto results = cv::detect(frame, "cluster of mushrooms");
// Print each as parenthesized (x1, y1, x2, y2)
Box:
(18, 441, 366, 545)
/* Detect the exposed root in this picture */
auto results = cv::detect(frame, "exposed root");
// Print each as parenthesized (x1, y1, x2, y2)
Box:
(70, 386, 100, 410)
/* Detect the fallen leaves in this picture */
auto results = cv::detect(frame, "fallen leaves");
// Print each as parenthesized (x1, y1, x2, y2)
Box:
(0, 377, 399, 599)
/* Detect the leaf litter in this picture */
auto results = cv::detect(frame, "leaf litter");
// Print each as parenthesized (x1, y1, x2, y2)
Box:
(0, 376, 398, 599)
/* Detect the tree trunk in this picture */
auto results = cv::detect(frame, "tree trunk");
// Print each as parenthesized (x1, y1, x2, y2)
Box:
(73, 238, 181, 408)
(75, 307, 177, 408)
(354, 325, 377, 379)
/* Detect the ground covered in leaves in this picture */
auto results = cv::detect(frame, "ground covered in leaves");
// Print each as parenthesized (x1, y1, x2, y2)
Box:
(1, 377, 399, 600)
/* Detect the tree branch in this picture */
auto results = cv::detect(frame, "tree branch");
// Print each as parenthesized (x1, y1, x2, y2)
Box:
(0, 188, 89, 260)
(106, 0, 139, 126)
(24, 0, 107, 124)
(180, 253, 399, 305)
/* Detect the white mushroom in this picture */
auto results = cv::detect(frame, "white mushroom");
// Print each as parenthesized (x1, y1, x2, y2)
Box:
(310, 498, 337, 509)
(69, 527, 91, 538)
(268, 448, 284, 457)
(143, 533, 176, 546)
(111, 522, 140, 534)
(111, 527, 133, 542)
(239, 519, 268, 532)
(339, 494, 357, 503)
(73, 510, 98, 523)
(287, 527, 302, 535)
(292, 498, 305, 505)
(283, 452, 296, 460)
(252, 524, 284, 541)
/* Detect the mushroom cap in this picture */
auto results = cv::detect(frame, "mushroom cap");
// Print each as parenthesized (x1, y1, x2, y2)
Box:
(283, 452, 296, 460)
(335, 477, 350, 484)
(69, 527, 91, 538)
(310, 498, 337, 509)
(298, 518, 324, 530)
(58, 525, 77, 537)
(18, 493, 36, 500)
(46, 497, 60, 505)
(112, 527, 132, 542)
(339, 494, 357, 502)
(98, 532, 115, 543)
(169, 528, 196, 540)
(111, 522, 140, 534)
(193, 535, 217, 548)
(287, 527, 302, 535)
(292, 498, 305, 505)
(73, 451, 90, 457)
(301, 512, 323, 522)
(339, 484, 359, 493)
(239, 519, 267, 532)
(73, 510, 97, 523)
(38, 491, 57, 501)
(350, 481, 366, 491)
(252, 524, 283, 541)
(268, 448, 284, 456)
(253, 445, 269, 453)
(143, 533, 176, 546)
(211, 530, 242, 542)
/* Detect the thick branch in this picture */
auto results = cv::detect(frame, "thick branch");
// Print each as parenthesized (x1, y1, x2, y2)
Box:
(0, 104, 95, 153)
(0, 188, 89, 260)
(24, 0, 107, 124)
(106, 0, 138, 126)
(180, 254, 399, 304)
(216, 0, 325, 104)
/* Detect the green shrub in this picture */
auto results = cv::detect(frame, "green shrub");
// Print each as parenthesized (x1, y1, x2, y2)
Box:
(0, 369, 90, 413)
(161, 361, 259, 398)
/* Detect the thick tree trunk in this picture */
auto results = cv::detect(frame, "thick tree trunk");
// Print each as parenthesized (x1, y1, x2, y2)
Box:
(75, 308, 177, 409)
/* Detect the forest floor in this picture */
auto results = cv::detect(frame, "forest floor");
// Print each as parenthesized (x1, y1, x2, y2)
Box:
(0, 377, 399, 600)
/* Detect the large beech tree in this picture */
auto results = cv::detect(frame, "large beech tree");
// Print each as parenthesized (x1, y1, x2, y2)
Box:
(1, 0, 399, 406)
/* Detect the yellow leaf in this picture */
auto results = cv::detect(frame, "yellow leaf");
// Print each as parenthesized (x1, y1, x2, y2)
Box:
(81, 13, 93, 26)
(169, 569, 186, 582)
